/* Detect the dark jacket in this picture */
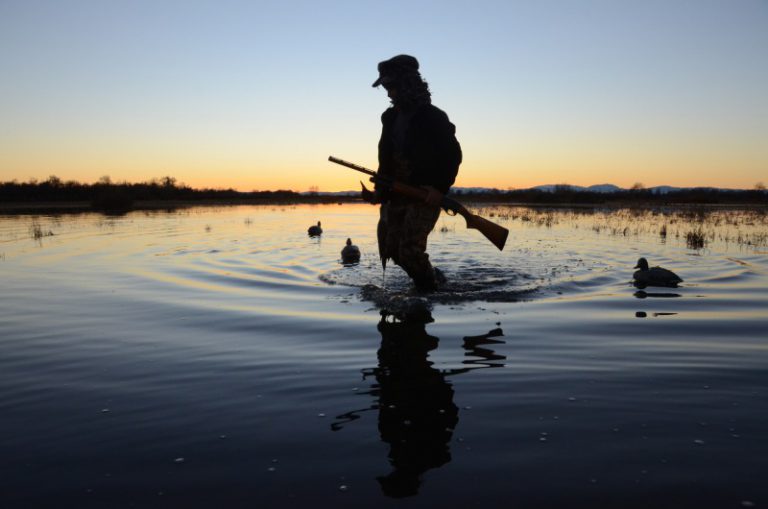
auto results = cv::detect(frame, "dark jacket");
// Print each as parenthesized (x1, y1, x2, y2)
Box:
(376, 104, 462, 199)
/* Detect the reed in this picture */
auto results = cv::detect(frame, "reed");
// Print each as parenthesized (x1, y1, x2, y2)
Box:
(685, 228, 707, 249)
(29, 222, 53, 240)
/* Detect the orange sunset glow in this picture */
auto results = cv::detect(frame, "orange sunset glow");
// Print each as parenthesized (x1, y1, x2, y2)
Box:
(1, 2, 766, 192)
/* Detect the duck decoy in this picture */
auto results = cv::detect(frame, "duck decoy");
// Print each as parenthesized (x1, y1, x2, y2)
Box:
(633, 257, 683, 287)
(341, 238, 360, 264)
(308, 221, 322, 237)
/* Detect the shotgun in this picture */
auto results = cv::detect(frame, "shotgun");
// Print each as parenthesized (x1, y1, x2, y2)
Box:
(328, 156, 508, 251)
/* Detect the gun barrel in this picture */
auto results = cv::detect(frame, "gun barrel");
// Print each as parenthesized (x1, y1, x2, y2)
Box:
(328, 156, 376, 177)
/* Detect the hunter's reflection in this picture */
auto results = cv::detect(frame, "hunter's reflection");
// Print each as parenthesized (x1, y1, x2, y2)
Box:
(374, 317, 459, 497)
(332, 316, 506, 498)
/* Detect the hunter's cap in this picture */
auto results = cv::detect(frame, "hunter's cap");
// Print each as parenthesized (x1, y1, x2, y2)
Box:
(372, 54, 420, 87)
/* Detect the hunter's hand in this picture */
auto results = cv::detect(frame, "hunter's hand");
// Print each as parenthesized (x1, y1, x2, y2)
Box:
(422, 186, 444, 207)
(360, 182, 378, 204)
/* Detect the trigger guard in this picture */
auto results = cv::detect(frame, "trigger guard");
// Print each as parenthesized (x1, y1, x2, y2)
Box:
(444, 207, 457, 216)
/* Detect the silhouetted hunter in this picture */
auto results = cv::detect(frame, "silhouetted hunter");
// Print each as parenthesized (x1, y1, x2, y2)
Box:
(364, 54, 462, 292)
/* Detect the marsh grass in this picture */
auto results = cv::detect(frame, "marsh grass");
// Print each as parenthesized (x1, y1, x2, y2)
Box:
(29, 222, 54, 240)
(685, 228, 707, 249)
(473, 204, 768, 250)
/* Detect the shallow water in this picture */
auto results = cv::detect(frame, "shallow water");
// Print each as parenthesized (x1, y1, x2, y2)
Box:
(1, 203, 767, 508)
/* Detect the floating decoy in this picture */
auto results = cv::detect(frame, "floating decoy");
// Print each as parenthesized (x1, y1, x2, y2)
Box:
(633, 257, 683, 287)
(307, 221, 322, 237)
(341, 238, 360, 263)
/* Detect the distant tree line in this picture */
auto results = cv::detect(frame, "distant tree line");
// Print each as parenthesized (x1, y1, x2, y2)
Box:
(0, 175, 312, 211)
(1, 176, 766, 211)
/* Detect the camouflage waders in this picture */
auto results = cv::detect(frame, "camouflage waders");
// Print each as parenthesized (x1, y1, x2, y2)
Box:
(378, 196, 441, 291)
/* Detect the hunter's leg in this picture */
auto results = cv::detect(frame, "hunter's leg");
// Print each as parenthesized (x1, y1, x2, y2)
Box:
(397, 203, 441, 290)
(379, 203, 407, 266)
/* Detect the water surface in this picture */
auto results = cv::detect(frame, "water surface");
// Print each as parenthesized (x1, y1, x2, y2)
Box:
(1, 204, 767, 508)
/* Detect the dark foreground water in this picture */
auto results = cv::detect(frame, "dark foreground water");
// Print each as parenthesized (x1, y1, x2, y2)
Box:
(1, 204, 767, 508)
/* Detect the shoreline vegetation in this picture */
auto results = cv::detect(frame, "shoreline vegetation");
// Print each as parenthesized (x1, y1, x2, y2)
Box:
(1, 176, 766, 214)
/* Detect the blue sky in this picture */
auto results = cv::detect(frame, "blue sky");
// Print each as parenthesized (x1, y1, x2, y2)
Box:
(1, 0, 766, 191)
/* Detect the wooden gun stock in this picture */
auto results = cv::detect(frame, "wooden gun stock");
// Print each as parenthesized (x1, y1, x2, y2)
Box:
(443, 198, 509, 251)
(328, 156, 508, 251)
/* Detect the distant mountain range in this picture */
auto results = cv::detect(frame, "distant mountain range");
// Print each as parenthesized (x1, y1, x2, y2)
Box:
(302, 184, 762, 196)
(527, 184, 682, 194)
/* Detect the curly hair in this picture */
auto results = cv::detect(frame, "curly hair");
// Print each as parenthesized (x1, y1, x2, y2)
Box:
(390, 72, 432, 109)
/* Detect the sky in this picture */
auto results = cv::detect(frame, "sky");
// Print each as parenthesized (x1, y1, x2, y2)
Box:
(1, 0, 766, 192)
